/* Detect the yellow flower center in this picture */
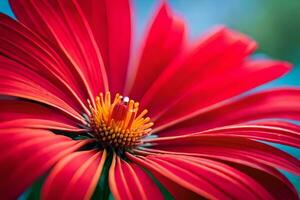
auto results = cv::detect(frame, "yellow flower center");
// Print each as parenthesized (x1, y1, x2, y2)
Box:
(88, 92, 153, 149)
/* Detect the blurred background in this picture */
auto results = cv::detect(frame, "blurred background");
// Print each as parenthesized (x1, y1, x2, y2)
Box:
(0, 0, 299, 194)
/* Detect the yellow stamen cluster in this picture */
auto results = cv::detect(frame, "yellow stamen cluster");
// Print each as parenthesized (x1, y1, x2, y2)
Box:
(88, 92, 153, 149)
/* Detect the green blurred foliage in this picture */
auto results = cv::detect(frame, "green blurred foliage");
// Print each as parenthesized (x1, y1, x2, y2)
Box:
(230, 0, 300, 64)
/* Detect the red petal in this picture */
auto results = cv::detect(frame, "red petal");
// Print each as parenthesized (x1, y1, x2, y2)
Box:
(145, 135, 300, 175)
(0, 56, 84, 123)
(42, 150, 107, 200)
(9, 0, 58, 43)
(10, 0, 109, 97)
(0, 13, 90, 114)
(157, 87, 300, 135)
(151, 154, 275, 199)
(126, 153, 201, 200)
(0, 119, 84, 132)
(251, 120, 300, 133)
(0, 128, 88, 199)
(127, 153, 273, 199)
(195, 123, 300, 148)
(126, 2, 186, 99)
(0, 99, 83, 131)
(152, 60, 291, 131)
(140, 27, 258, 118)
(109, 153, 163, 200)
(133, 151, 298, 200)
(225, 161, 299, 200)
(78, 0, 132, 94)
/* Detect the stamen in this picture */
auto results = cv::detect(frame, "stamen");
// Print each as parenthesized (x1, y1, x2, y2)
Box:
(88, 92, 153, 149)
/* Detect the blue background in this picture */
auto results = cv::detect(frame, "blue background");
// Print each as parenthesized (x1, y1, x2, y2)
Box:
(1, 0, 299, 195)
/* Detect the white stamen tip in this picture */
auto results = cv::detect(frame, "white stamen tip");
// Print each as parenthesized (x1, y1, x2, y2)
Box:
(123, 96, 130, 103)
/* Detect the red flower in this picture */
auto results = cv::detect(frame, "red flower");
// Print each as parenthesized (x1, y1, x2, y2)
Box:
(0, 0, 299, 199)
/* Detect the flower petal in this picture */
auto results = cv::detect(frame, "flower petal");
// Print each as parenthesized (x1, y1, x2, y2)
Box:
(126, 2, 186, 99)
(195, 123, 300, 148)
(126, 153, 203, 200)
(0, 99, 83, 131)
(0, 128, 88, 199)
(10, 0, 109, 97)
(78, 0, 132, 94)
(130, 152, 298, 200)
(0, 13, 90, 114)
(151, 60, 291, 131)
(252, 120, 300, 133)
(144, 135, 300, 175)
(157, 87, 300, 135)
(109, 153, 163, 200)
(155, 154, 274, 199)
(140, 27, 258, 118)
(225, 161, 299, 200)
(42, 150, 106, 200)
(0, 56, 84, 123)
(127, 153, 277, 199)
